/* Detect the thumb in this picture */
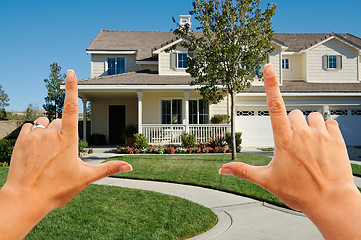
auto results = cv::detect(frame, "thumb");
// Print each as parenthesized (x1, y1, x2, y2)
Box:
(219, 162, 268, 187)
(86, 161, 133, 184)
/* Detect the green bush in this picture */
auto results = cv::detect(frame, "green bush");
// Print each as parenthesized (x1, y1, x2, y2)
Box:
(226, 132, 242, 152)
(124, 125, 138, 138)
(0, 138, 16, 163)
(208, 136, 227, 148)
(181, 133, 196, 148)
(132, 134, 148, 149)
(210, 114, 230, 124)
(78, 138, 88, 153)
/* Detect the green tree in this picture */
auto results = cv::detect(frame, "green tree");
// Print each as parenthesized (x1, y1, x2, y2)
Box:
(24, 103, 41, 122)
(43, 63, 66, 120)
(0, 84, 9, 120)
(174, 0, 276, 160)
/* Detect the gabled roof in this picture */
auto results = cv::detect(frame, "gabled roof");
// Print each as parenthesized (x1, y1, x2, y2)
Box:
(87, 31, 361, 61)
(273, 33, 361, 52)
(76, 71, 361, 93)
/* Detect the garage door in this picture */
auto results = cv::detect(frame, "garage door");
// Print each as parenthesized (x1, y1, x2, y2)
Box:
(330, 108, 361, 146)
(236, 108, 321, 148)
(236, 109, 274, 147)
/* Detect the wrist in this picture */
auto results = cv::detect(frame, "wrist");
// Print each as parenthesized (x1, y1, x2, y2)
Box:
(0, 184, 52, 239)
(302, 183, 361, 240)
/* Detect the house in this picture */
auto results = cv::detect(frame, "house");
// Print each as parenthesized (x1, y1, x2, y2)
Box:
(71, 16, 361, 147)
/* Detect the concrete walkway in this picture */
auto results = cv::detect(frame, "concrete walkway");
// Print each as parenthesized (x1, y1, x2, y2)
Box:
(82, 146, 361, 239)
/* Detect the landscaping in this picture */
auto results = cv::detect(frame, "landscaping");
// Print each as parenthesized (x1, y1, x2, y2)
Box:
(0, 167, 217, 239)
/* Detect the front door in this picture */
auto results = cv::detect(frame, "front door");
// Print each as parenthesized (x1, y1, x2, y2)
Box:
(109, 105, 126, 145)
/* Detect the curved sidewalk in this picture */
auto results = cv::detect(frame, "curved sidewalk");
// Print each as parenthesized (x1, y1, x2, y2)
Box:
(83, 149, 324, 240)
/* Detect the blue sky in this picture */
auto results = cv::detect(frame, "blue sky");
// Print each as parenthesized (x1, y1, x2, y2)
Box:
(1, 0, 360, 112)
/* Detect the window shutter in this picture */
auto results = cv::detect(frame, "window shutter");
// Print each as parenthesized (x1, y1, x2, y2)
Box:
(267, 54, 270, 63)
(322, 55, 328, 70)
(170, 53, 177, 69)
(188, 51, 194, 58)
(336, 55, 342, 70)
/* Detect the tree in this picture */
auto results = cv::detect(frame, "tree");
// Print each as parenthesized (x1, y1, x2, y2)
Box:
(43, 63, 66, 120)
(24, 104, 41, 122)
(0, 85, 9, 120)
(174, 0, 276, 160)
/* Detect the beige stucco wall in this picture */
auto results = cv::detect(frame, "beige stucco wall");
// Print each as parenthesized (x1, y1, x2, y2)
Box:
(91, 54, 141, 78)
(269, 44, 282, 84)
(91, 96, 138, 142)
(307, 39, 359, 83)
(0, 120, 23, 139)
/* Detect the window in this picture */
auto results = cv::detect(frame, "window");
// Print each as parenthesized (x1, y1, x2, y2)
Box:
(161, 99, 182, 124)
(322, 55, 342, 70)
(189, 99, 209, 124)
(178, 53, 188, 68)
(282, 58, 290, 69)
(107, 57, 125, 75)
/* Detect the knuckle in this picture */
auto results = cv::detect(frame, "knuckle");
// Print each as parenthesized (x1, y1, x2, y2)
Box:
(63, 102, 78, 115)
(268, 99, 285, 114)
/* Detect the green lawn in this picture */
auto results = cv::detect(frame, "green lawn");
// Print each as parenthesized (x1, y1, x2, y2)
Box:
(0, 168, 217, 240)
(351, 163, 361, 177)
(109, 154, 285, 207)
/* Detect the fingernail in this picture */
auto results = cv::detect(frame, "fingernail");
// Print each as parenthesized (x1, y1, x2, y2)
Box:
(219, 167, 233, 175)
(119, 164, 132, 173)
(264, 64, 275, 78)
(67, 69, 75, 73)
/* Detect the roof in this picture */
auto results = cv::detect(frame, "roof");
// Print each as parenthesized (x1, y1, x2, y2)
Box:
(87, 31, 361, 60)
(77, 71, 361, 93)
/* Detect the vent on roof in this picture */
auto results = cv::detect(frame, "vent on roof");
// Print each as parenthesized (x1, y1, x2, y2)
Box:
(179, 15, 191, 30)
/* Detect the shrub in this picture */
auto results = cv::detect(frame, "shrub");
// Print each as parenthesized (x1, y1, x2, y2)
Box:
(165, 145, 176, 154)
(226, 132, 242, 152)
(210, 114, 230, 124)
(133, 134, 148, 149)
(181, 133, 196, 148)
(0, 138, 16, 163)
(208, 136, 227, 148)
(78, 138, 88, 153)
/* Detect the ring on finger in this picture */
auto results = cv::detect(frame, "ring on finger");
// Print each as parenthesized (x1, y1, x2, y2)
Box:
(32, 120, 47, 130)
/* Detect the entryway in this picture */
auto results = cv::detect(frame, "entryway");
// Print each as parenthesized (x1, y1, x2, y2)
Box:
(109, 105, 126, 145)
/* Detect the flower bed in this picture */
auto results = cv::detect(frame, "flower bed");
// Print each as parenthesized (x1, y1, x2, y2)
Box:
(117, 144, 232, 154)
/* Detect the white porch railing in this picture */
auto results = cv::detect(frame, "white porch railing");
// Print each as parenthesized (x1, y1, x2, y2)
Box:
(142, 124, 231, 145)
(189, 124, 230, 144)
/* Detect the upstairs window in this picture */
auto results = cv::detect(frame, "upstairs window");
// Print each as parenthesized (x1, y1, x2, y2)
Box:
(177, 53, 188, 68)
(322, 55, 342, 70)
(282, 58, 290, 69)
(161, 99, 182, 124)
(189, 99, 209, 124)
(107, 57, 125, 75)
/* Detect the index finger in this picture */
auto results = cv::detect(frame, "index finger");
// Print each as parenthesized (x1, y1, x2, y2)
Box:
(264, 64, 291, 142)
(60, 70, 79, 139)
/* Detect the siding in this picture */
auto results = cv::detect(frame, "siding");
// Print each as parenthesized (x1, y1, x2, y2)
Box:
(91, 54, 140, 77)
(307, 39, 359, 83)
(210, 97, 228, 117)
(159, 46, 190, 75)
(269, 44, 281, 84)
(283, 55, 303, 81)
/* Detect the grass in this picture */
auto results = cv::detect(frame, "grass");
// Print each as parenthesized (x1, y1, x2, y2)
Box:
(257, 148, 274, 151)
(0, 167, 217, 240)
(108, 154, 285, 207)
(351, 163, 361, 177)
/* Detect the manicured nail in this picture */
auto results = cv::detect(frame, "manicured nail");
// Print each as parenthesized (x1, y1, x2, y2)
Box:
(219, 167, 233, 175)
(264, 63, 275, 78)
(67, 69, 75, 73)
(119, 164, 133, 173)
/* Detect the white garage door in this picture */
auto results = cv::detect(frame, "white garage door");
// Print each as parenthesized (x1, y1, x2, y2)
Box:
(236, 108, 321, 148)
(236, 109, 274, 147)
(330, 108, 361, 146)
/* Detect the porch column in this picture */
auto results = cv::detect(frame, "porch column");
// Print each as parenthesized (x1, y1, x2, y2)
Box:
(137, 91, 143, 134)
(322, 105, 330, 121)
(184, 91, 190, 133)
(81, 98, 87, 141)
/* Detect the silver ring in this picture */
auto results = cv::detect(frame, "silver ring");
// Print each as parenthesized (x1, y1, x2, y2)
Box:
(32, 120, 46, 130)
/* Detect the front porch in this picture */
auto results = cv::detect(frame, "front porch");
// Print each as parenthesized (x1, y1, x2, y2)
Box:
(142, 124, 230, 145)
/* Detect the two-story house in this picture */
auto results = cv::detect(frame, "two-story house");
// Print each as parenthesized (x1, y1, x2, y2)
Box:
(74, 16, 361, 147)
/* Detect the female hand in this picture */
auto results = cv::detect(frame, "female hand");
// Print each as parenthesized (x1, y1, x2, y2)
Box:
(0, 70, 132, 239)
(220, 64, 361, 240)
